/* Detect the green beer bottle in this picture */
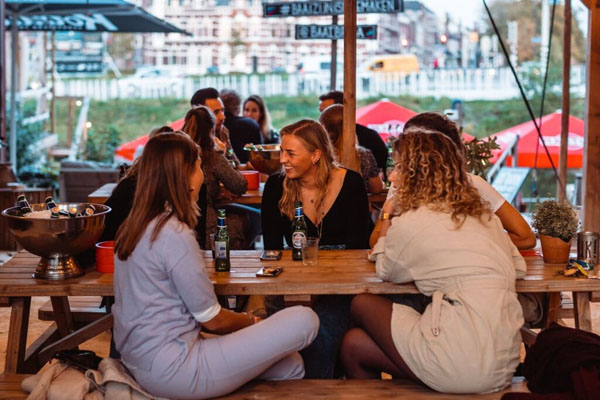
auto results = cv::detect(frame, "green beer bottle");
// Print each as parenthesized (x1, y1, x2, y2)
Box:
(214, 209, 231, 272)
(291, 201, 307, 261)
(385, 147, 395, 188)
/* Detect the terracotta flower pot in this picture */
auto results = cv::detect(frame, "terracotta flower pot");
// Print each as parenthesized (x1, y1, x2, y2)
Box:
(539, 234, 572, 264)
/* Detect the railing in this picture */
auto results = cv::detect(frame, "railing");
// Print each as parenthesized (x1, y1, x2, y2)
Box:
(487, 134, 520, 183)
(53, 65, 587, 101)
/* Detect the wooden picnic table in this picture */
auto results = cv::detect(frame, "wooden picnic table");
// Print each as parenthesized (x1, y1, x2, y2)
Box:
(1, 249, 597, 373)
(88, 182, 389, 207)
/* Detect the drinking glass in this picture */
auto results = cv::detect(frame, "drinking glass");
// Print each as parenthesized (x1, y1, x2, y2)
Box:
(302, 237, 319, 266)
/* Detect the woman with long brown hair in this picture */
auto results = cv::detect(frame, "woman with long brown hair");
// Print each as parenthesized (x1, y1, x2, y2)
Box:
(112, 132, 318, 399)
(243, 94, 279, 144)
(319, 104, 383, 193)
(261, 119, 370, 379)
(341, 132, 525, 394)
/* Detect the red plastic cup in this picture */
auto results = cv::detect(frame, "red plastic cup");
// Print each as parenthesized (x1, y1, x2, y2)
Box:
(95, 241, 115, 273)
(241, 170, 260, 190)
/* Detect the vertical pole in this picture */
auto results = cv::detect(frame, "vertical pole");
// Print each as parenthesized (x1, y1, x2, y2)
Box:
(342, 0, 358, 172)
(67, 98, 74, 147)
(50, 32, 56, 134)
(540, 0, 550, 75)
(330, 15, 338, 91)
(0, 2, 6, 162)
(583, 1, 600, 232)
(558, 0, 571, 202)
(10, 18, 18, 174)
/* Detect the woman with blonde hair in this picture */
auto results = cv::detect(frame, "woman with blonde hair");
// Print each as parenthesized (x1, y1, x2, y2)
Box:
(243, 95, 279, 143)
(319, 104, 383, 193)
(341, 132, 525, 393)
(261, 119, 370, 379)
(113, 132, 319, 399)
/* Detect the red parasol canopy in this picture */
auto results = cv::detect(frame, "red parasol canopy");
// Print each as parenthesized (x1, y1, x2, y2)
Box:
(356, 99, 474, 142)
(489, 112, 584, 169)
(114, 117, 185, 163)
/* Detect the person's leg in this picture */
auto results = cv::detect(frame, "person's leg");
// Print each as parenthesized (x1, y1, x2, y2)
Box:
(342, 294, 422, 383)
(299, 295, 352, 379)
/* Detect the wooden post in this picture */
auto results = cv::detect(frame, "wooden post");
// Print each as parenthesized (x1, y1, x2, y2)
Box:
(50, 32, 56, 134)
(330, 15, 338, 91)
(559, 0, 571, 202)
(67, 98, 74, 146)
(342, 0, 359, 172)
(0, 1, 6, 162)
(583, 1, 600, 232)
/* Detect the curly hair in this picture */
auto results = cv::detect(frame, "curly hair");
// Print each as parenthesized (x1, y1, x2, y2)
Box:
(403, 112, 463, 153)
(392, 132, 491, 226)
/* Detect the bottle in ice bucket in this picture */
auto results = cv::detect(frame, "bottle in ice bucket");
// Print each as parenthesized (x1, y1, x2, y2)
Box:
(50, 206, 60, 219)
(68, 206, 78, 218)
(385, 147, 395, 188)
(17, 194, 32, 214)
(292, 201, 307, 261)
(84, 204, 95, 216)
(45, 196, 57, 210)
(214, 209, 231, 272)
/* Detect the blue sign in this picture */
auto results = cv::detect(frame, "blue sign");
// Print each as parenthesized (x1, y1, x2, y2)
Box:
(264, 0, 403, 17)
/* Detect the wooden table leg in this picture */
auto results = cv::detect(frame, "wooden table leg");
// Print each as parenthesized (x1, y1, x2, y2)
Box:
(545, 292, 561, 328)
(4, 297, 31, 373)
(50, 296, 75, 337)
(573, 291, 592, 331)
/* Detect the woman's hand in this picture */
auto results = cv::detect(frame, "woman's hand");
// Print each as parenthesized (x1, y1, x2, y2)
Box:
(382, 196, 396, 215)
(214, 136, 227, 152)
(217, 187, 239, 202)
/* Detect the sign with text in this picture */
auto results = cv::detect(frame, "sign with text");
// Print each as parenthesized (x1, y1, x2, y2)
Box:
(295, 24, 377, 40)
(6, 13, 118, 31)
(264, 0, 403, 17)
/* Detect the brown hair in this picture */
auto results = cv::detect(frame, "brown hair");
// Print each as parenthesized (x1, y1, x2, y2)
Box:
(318, 104, 359, 166)
(115, 132, 200, 260)
(182, 105, 216, 161)
(279, 119, 336, 219)
(403, 112, 463, 151)
(243, 95, 274, 142)
(124, 125, 175, 180)
(392, 132, 491, 227)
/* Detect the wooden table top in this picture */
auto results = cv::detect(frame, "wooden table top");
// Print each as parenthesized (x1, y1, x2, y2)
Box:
(88, 183, 388, 207)
(1, 250, 599, 297)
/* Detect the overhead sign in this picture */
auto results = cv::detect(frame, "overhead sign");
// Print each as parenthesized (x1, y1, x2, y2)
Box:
(295, 25, 377, 40)
(264, 0, 403, 17)
(6, 13, 119, 31)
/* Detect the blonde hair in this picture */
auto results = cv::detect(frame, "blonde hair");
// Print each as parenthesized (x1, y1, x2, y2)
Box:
(318, 104, 359, 167)
(392, 132, 491, 226)
(279, 119, 336, 219)
(115, 132, 200, 260)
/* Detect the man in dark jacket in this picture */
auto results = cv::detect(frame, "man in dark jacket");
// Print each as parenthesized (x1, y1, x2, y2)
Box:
(220, 89, 263, 163)
(318, 90, 388, 172)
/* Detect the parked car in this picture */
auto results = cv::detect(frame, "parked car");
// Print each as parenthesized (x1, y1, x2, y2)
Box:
(118, 67, 184, 96)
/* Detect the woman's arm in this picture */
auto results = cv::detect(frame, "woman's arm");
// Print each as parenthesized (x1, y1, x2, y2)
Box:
(261, 174, 286, 250)
(495, 201, 536, 249)
(344, 171, 371, 249)
(202, 309, 258, 334)
(367, 176, 384, 194)
(213, 153, 248, 196)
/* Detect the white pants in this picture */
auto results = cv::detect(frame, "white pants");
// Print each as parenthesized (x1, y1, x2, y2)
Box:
(131, 306, 319, 399)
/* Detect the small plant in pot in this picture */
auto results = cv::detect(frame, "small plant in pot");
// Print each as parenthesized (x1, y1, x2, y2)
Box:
(531, 200, 578, 264)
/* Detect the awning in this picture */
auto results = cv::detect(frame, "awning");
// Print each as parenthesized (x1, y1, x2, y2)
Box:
(4, 0, 189, 34)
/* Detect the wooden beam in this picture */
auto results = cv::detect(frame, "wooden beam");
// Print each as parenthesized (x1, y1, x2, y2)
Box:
(581, 0, 591, 9)
(342, 0, 359, 172)
(583, 2, 600, 232)
(559, 0, 571, 202)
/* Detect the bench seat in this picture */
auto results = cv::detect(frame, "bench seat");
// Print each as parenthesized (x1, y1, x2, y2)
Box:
(38, 296, 107, 323)
(0, 374, 30, 399)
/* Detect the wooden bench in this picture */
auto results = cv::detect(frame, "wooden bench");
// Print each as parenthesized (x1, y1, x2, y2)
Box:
(0, 373, 529, 400)
(38, 297, 107, 326)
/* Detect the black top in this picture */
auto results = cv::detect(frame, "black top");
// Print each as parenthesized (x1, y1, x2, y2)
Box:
(224, 112, 263, 163)
(356, 123, 387, 172)
(261, 169, 370, 250)
(100, 175, 207, 248)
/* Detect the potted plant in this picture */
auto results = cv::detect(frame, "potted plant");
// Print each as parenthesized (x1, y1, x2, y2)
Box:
(531, 200, 578, 263)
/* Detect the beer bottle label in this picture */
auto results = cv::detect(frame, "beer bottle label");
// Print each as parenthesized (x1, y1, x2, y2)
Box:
(292, 232, 306, 249)
(215, 240, 227, 258)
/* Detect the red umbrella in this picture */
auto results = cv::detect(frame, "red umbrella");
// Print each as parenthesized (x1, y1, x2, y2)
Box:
(489, 112, 584, 168)
(356, 99, 474, 142)
(114, 117, 185, 163)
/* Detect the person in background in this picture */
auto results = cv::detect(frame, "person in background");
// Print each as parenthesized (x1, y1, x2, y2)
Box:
(341, 132, 525, 394)
(220, 89, 263, 163)
(190, 87, 239, 166)
(318, 91, 388, 173)
(182, 106, 256, 249)
(113, 132, 319, 399)
(370, 112, 536, 250)
(243, 94, 280, 144)
(261, 119, 370, 379)
(319, 104, 383, 194)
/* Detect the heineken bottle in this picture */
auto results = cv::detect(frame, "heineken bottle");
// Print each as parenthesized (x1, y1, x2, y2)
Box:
(17, 194, 32, 214)
(385, 147, 395, 188)
(291, 201, 307, 261)
(214, 209, 231, 272)
(45, 196, 57, 210)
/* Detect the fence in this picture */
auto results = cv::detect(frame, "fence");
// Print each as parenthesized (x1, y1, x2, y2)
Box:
(54, 65, 586, 102)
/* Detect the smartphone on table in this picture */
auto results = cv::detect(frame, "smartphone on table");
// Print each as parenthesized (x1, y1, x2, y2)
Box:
(260, 250, 282, 261)
(256, 266, 283, 277)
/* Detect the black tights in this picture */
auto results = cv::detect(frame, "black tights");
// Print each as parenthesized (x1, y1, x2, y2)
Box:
(340, 293, 422, 383)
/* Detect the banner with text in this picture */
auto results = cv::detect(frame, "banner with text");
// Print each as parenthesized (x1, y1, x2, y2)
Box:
(264, 0, 403, 17)
(295, 24, 377, 40)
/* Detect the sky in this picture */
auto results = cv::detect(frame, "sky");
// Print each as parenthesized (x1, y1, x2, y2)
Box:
(419, 0, 589, 34)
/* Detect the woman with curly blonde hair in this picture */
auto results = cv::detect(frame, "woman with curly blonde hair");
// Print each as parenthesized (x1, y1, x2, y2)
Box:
(341, 132, 526, 394)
